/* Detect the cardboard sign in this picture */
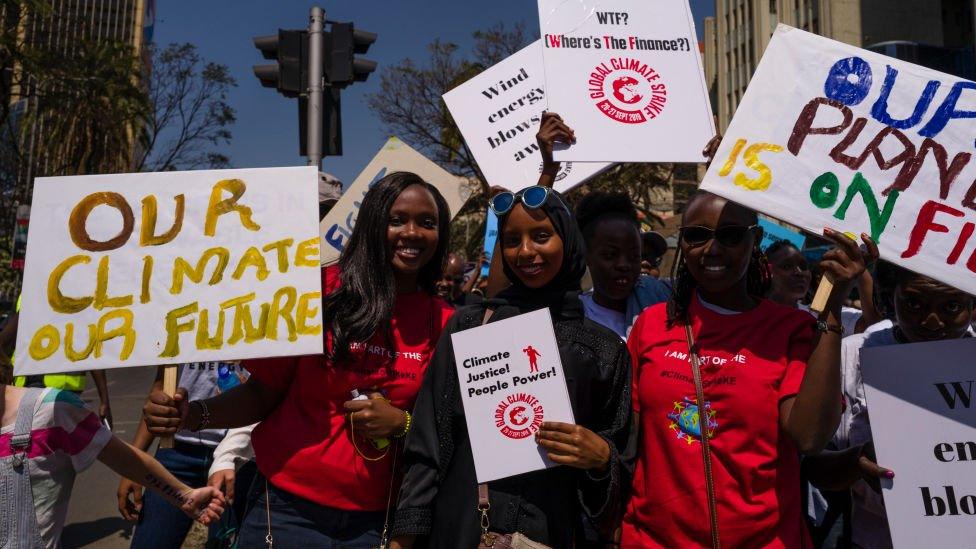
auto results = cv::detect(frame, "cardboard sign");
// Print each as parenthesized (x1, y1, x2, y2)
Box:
(15, 167, 324, 374)
(700, 25, 976, 296)
(452, 308, 575, 482)
(536, 0, 714, 163)
(860, 338, 976, 547)
(319, 137, 472, 265)
(443, 40, 610, 192)
(758, 218, 805, 252)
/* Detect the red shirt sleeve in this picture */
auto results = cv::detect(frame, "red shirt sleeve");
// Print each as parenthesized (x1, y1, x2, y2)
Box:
(627, 309, 648, 412)
(779, 314, 814, 400)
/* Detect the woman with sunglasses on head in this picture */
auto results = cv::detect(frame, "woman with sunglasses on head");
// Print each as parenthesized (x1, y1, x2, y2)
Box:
(803, 262, 973, 549)
(621, 191, 868, 548)
(141, 172, 455, 547)
(575, 191, 670, 339)
(389, 185, 634, 548)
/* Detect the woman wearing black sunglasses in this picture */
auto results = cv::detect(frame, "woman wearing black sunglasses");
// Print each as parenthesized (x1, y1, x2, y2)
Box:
(389, 186, 633, 548)
(621, 191, 867, 548)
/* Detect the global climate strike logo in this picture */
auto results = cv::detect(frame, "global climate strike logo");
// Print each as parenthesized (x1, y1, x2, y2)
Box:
(495, 392, 544, 439)
(588, 57, 668, 124)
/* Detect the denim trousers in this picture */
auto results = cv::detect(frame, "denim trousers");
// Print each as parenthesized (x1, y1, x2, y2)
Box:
(130, 441, 216, 548)
(237, 474, 384, 549)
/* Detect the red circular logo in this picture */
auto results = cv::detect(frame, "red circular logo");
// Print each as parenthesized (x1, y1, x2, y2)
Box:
(494, 393, 544, 439)
(588, 58, 668, 124)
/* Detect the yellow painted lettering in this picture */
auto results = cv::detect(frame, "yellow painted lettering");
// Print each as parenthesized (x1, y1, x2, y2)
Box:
(294, 238, 319, 267)
(170, 247, 230, 294)
(196, 308, 225, 350)
(718, 138, 747, 177)
(232, 246, 270, 282)
(160, 302, 198, 358)
(266, 286, 297, 342)
(95, 309, 135, 360)
(29, 325, 59, 360)
(221, 293, 268, 344)
(94, 255, 133, 310)
(140, 194, 185, 246)
(64, 322, 96, 361)
(47, 255, 93, 313)
(733, 143, 784, 191)
(262, 238, 294, 273)
(204, 179, 260, 237)
(140, 255, 153, 304)
(296, 291, 322, 336)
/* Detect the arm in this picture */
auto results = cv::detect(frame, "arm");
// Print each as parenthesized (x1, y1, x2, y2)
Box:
(0, 310, 17, 358)
(460, 252, 488, 295)
(535, 112, 575, 188)
(781, 230, 869, 454)
(99, 436, 225, 524)
(89, 370, 112, 429)
(804, 443, 894, 492)
(853, 269, 883, 334)
(144, 376, 286, 435)
(117, 368, 164, 521)
(207, 424, 257, 506)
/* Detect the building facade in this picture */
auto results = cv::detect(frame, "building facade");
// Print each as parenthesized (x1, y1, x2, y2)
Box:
(705, 0, 975, 132)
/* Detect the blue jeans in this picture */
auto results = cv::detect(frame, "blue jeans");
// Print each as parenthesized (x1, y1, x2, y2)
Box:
(237, 474, 384, 548)
(130, 442, 215, 548)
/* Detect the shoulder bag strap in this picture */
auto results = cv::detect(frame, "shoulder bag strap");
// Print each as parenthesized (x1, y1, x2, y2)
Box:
(684, 323, 721, 549)
(476, 308, 496, 546)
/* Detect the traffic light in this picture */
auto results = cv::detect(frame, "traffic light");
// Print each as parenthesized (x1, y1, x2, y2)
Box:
(326, 23, 377, 86)
(251, 10, 377, 164)
(252, 30, 306, 98)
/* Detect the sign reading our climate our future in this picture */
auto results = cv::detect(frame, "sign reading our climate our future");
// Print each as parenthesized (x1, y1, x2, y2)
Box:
(536, 0, 714, 163)
(319, 137, 471, 265)
(700, 25, 976, 296)
(452, 308, 574, 483)
(15, 167, 324, 375)
(443, 40, 610, 193)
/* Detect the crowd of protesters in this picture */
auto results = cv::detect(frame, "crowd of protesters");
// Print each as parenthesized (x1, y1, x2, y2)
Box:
(1, 110, 971, 549)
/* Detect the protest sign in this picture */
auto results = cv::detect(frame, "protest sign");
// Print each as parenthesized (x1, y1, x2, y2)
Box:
(758, 218, 805, 252)
(860, 338, 976, 547)
(443, 40, 610, 192)
(481, 209, 498, 278)
(452, 308, 575, 482)
(15, 167, 323, 375)
(319, 137, 472, 265)
(536, 0, 713, 163)
(700, 25, 976, 297)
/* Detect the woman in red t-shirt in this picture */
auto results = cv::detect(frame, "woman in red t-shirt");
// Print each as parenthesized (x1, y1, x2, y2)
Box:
(621, 191, 868, 548)
(143, 172, 455, 548)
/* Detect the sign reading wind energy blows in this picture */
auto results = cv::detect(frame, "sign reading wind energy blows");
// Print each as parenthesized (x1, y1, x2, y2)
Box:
(15, 167, 324, 375)
(443, 41, 610, 192)
(536, 0, 713, 163)
(700, 25, 976, 296)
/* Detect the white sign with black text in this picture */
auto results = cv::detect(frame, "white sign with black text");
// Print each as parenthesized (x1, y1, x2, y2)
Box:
(452, 308, 575, 483)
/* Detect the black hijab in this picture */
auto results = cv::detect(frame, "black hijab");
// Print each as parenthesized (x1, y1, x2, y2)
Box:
(494, 189, 586, 319)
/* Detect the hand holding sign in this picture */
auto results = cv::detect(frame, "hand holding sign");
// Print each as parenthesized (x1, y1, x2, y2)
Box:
(535, 421, 611, 470)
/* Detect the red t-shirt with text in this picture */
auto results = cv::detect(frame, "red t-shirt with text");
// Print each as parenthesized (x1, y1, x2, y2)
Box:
(245, 266, 454, 511)
(622, 296, 814, 548)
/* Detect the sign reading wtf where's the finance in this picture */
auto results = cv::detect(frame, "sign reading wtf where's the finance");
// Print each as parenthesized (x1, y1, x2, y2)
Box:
(536, 0, 714, 163)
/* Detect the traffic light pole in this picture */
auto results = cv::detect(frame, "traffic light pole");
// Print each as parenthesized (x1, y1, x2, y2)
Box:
(306, 6, 325, 169)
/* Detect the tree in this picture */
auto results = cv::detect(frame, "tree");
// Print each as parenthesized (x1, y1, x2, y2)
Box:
(135, 43, 237, 172)
(368, 23, 530, 187)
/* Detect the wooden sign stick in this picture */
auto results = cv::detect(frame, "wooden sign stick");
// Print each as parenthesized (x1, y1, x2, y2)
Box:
(808, 274, 834, 315)
(158, 365, 178, 449)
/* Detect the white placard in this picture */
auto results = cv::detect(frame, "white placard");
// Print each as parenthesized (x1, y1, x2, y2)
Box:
(700, 25, 976, 297)
(860, 338, 976, 547)
(536, 0, 714, 162)
(15, 167, 324, 374)
(443, 40, 611, 192)
(319, 137, 472, 265)
(452, 308, 575, 483)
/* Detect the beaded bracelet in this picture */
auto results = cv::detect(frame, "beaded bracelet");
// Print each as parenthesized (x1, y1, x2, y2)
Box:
(393, 410, 412, 438)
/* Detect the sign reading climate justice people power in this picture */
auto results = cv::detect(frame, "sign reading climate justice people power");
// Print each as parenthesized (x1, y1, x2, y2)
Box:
(700, 25, 976, 296)
(443, 40, 610, 193)
(860, 338, 976, 547)
(452, 308, 575, 483)
(15, 167, 324, 375)
(536, 0, 714, 163)
(320, 137, 471, 265)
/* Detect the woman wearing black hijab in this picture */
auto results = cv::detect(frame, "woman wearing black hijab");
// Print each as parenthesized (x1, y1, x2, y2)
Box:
(389, 186, 634, 548)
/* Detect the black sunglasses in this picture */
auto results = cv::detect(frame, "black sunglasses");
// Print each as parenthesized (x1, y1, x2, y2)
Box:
(680, 225, 758, 247)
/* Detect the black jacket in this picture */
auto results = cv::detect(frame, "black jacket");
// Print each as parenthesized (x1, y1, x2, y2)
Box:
(391, 299, 635, 548)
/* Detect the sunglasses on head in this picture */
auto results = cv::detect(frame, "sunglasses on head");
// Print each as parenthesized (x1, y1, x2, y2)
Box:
(680, 225, 758, 247)
(490, 186, 563, 216)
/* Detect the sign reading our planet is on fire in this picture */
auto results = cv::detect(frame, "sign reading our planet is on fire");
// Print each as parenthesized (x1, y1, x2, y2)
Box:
(536, 0, 714, 163)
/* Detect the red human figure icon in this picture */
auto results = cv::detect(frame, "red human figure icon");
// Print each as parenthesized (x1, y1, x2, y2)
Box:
(522, 345, 542, 373)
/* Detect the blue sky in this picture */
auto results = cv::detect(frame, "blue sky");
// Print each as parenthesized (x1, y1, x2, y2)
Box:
(155, 1, 714, 185)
